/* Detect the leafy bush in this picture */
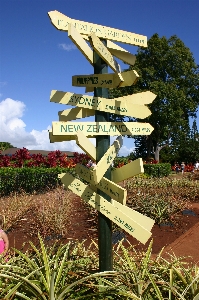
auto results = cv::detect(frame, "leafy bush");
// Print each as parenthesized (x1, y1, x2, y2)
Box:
(144, 163, 171, 177)
(0, 167, 76, 196)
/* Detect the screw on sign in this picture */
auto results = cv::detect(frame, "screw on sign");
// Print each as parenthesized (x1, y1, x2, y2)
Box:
(48, 10, 156, 272)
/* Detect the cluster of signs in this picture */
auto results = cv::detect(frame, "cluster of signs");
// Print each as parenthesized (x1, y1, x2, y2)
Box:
(48, 11, 156, 244)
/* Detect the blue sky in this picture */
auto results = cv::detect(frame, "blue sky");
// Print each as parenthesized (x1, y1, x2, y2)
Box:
(0, 0, 198, 156)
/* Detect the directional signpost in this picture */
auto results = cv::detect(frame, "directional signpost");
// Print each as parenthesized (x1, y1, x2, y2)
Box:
(48, 10, 156, 273)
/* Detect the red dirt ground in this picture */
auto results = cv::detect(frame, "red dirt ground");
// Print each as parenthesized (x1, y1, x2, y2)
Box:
(7, 191, 199, 266)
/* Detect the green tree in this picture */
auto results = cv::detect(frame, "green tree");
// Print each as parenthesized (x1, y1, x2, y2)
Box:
(0, 142, 14, 151)
(110, 34, 199, 162)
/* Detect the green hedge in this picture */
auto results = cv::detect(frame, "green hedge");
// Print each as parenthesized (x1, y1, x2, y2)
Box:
(0, 167, 76, 196)
(144, 163, 171, 177)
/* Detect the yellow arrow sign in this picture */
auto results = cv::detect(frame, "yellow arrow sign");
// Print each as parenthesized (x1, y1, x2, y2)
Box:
(48, 10, 147, 47)
(59, 172, 151, 244)
(90, 33, 120, 73)
(92, 136, 123, 183)
(106, 40, 136, 66)
(112, 158, 144, 183)
(50, 90, 156, 119)
(58, 107, 95, 122)
(76, 131, 96, 161)
(49, 130, 77, 143)
(68, 23, 93, 65)
(111, 199, 155, 232)
(72, 70, 139, 89)
(52, 121, 154, 137)
(75, 163, 127, 204)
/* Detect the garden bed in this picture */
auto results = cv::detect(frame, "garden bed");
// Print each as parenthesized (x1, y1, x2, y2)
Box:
(6, 191, 199, 265)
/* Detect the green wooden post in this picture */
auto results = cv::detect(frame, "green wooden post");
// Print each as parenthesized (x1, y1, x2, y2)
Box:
(93, 40, 113, 272)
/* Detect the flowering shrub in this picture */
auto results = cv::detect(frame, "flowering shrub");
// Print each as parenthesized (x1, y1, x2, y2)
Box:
(0, 148, 91, 168)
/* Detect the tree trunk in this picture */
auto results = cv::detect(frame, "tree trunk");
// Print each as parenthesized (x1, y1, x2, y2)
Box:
(153, 144, 168, 162)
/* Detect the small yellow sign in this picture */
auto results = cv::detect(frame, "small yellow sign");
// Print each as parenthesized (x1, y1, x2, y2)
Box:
(76, 131, 96, 161)
(111, 199, 155, 231)
(72, 70, 138, 89)
(68, 23, 93, 65)
(112, 158, 144, 183)
(90, 33, 120, 73)
(92, 136, 123, 183)
(58, 107, 95, 122)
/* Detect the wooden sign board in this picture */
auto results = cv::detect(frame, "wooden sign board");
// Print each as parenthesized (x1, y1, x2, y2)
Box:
(90, 33, 120, 73)
(76, 131, 96, 161)
(52, 121, 154, 137)
(72, 70, 138, 89)
(92, 136, 123, 183)
(58, 107, 95, 121)
(50, 90, 156, 119)
(75, 163, 126, 204)
(68, 23, 93, 65)
(48, 10, 147, 47)
(112, 158, 144, 183)
(111, 199, 155, 231)
(59, 172, 151, 244)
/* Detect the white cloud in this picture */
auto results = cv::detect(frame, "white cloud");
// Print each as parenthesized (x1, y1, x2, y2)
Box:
(58, 43, 77, 51)
(119, 145, 135, 157)
(0, 98, 93, 153)
(0, 98, 37, 147)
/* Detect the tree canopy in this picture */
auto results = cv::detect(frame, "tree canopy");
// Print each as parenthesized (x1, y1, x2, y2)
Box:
(0, 142, 14, 152)
(110, 34, 199, 162)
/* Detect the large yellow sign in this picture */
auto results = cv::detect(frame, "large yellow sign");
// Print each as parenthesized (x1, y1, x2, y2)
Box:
(50, 90, 156, 119)
(48, 10, 147, 47)
(52, 121, 154, 137)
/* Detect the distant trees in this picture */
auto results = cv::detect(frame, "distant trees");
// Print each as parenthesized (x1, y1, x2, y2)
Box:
(0, 142, 14, 152)
(110, 34, 199, 163)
